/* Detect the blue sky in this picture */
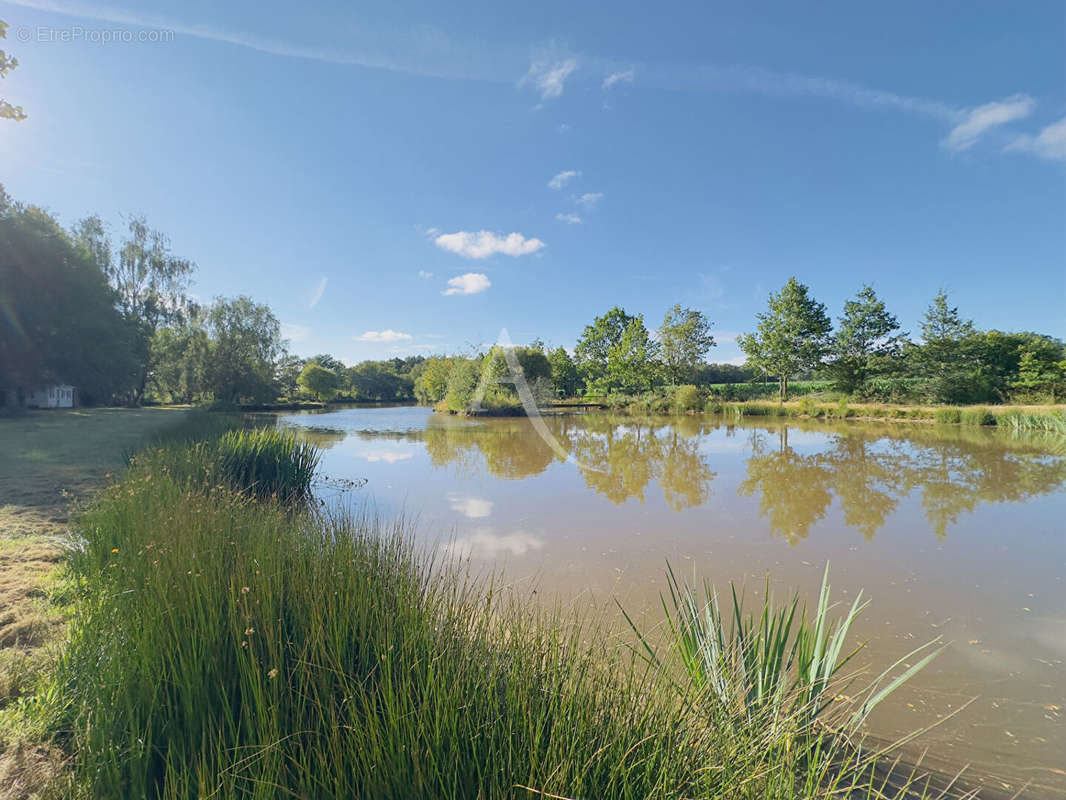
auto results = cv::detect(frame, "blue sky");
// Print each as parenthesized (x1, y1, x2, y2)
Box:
(1, 0, 1063, 365)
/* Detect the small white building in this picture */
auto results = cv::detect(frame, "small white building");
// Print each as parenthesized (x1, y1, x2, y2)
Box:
(24, 385, 78, 409)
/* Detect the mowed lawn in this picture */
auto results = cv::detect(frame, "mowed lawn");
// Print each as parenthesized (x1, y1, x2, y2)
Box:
(0, 407, 191, 539)
(0, 406, 193, 795)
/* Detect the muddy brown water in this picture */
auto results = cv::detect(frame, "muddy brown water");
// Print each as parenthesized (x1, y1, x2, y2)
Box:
(278, 406, 1066, 797)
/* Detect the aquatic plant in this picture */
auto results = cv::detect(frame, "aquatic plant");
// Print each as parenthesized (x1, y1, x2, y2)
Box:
(629, 565, 942, 736)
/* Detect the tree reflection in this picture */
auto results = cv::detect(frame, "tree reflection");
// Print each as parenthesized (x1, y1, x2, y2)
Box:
(739, 428, 834, 543)
(390, 414, 718, 509)
(739, 423, 1066, 542)
(346, 412, 1065, 540)
(289, 425, 348, 450)
(562, 415, 717, 509)
(419, 418, 562, 480)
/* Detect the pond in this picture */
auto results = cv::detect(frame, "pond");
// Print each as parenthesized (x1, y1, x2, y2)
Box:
(278, 405, 1066, 795)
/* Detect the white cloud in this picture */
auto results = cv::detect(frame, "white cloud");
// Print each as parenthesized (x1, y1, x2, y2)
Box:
(555, 212, 582, 224)
(942, 95, 1035, 152)
(557, 123, 571, 134)
(443, 273, 491, 296)
(434, 230, 545, 259)
(362, 450, 414, 463)
(308, 277, 328, 309)
(709, 329, 739, 343)
(521, 58, 578, 100)
(418, 269, 434, 279)
(448, 495, 493, 518)
(280, 322, 310, 343)
(575, 192, 603, 209)
(603, 69, 635, 89)
(548, 169, 581, 190)
(356, 329, 413, 342)
(1006, 116, 1066, 162)
(444, 529, 544, 559)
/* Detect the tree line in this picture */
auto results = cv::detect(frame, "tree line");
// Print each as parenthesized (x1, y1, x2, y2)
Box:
(1, 187, 284, 406)
(738, 277, 1065, 402)
(3, 182, 1062, 410)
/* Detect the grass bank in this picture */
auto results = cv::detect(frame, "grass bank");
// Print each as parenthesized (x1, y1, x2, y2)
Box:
(588, 388, 1066, 434)
(15, 429, 983, 799)
(706, 399, 1066, 433)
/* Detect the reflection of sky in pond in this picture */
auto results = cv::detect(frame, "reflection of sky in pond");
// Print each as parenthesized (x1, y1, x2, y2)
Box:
(277, 406, 1066, 793)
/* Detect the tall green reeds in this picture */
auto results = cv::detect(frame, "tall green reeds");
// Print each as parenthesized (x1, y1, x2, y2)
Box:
(131, 427, 319, 505)
(995, 408, 1066, 434)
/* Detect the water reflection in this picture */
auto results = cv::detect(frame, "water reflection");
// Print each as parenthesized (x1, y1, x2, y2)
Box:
(739, 425, 1066, 542)
(565, 415, 716, 510)
(289, 412, 1066, 542)
(283, 407, 1066, 789)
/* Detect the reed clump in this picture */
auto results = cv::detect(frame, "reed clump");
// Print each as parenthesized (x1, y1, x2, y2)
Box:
(131, 427, 319, 505)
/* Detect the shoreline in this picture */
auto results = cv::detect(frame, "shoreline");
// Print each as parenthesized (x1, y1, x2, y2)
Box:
(429, 398, 1066, 433)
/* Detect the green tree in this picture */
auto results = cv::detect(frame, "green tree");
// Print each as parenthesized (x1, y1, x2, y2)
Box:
(910, 290, 979, 403)
(442, 358, 481, 412)
(574, 307, 637, 393)
(475, 346, 553, 409)
(0, 21, 26, 122)
(307, 353, 346, 373)
(606, 316, 661, 393)
(297, 362, 340, 401)
(73, 215, 196, 404)
(1, 190, 138, 402)
(547, 347, 581, 397)
(658, 304, 715, 385)
(575, 307, 662, 394)
(204, 296, 282, 403)
(825, 285, 904, 394)
(276, 354, 306, 398)
(414, 356, 454, 405)
(344, 361, 413, 401)
(1010, 337, 1066, 400)
(738, 278, 832, 400)
(147, 321, 209, 403)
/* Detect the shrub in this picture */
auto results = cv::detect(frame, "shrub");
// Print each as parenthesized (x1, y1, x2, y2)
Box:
(673, 385, 702, 413)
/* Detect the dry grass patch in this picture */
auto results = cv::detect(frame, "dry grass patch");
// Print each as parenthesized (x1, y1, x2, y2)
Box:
(0, 540, 65, 652)
(0, 741, 69, 800)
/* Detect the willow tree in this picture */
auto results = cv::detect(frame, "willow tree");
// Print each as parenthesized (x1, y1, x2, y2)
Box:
(738, 277, 831, 400)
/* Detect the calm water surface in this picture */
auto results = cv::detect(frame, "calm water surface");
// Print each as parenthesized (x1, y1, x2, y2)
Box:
(278, 406, 1066, 795)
